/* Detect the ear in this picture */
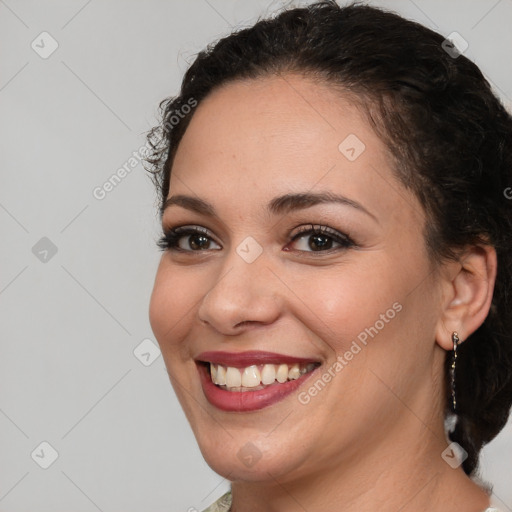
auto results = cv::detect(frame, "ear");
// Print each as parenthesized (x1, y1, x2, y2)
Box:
(435, 244, 497, 350)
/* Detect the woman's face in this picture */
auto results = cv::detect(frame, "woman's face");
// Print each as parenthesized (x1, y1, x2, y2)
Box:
(149, 74, 447, 482)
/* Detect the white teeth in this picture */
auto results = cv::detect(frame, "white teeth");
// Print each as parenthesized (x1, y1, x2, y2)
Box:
(209, 362, 317, 390)
(276, 363, 288, 383)
(288, 364, 300, 380)
(241, 365, 261, 388)
(261, 364, 276, 385)
(225, 366, 241, 388)
(216, 365, 226, 385)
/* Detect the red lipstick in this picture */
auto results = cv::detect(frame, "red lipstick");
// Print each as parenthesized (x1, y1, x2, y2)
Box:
(195, 351, 321, 412)
(195, 350, 320, 367)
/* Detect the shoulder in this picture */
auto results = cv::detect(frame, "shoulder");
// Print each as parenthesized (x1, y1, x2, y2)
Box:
(201, 491, 232, 512)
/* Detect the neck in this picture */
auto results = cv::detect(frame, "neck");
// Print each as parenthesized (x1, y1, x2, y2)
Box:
(230, 414, 491, 512)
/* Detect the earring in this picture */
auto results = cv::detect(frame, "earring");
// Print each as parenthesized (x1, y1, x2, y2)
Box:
(450, 332, 459, 412)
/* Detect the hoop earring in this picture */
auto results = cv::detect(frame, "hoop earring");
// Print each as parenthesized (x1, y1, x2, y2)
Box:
(450, 332, 459, 412)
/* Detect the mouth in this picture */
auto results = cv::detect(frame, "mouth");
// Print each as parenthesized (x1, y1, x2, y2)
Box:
(195, 351, 322, 412)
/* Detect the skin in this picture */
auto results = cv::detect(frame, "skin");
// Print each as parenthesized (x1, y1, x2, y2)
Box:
(149, 73, 497, 512)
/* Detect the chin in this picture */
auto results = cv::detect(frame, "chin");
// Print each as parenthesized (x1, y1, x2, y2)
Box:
(195, 431, 313, 483)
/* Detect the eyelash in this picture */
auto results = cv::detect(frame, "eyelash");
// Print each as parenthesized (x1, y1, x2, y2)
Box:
(289, 224, 355, 253)
(157, 224, 355, 255)
(157, 226, 214, 252)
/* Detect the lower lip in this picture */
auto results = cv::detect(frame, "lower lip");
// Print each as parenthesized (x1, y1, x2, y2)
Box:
(197, 362, 319, 412)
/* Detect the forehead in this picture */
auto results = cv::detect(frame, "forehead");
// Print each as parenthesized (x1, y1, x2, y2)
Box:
(175, 74, 371, 164)
(169, 74, 421, 227)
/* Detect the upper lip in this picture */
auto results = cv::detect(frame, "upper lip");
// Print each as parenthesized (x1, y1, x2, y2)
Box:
(195, 350, 321, 367)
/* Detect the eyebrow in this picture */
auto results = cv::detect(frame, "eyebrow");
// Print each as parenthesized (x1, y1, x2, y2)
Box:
(161, 191, 378, 222)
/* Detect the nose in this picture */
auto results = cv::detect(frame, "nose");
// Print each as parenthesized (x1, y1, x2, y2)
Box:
(197, 249, 283, 335)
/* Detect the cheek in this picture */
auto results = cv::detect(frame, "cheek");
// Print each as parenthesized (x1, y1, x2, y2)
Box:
(148, 262, 202, 355)
(296, 252, 435, 375)
(295, 261, 402, 343)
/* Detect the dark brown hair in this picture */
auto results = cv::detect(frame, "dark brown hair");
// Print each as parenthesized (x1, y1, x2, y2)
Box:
(145, 0, 512, 476)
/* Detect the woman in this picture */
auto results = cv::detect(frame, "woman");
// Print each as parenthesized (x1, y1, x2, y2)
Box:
(145, 2, 512, 511)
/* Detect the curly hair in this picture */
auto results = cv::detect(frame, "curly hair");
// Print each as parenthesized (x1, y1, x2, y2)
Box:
(145, 0, 512, 476)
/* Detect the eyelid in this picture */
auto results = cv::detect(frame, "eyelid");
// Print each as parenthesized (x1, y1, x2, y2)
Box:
(158, 223, 355, 254)
(172, 225, 214, 237)
(158, 224, 222, 252)
(285, 224, 355, 253)
(290, 224, 354, 242)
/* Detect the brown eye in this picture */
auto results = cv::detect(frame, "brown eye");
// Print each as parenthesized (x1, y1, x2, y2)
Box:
(308, 234, 334, 251)
(181, 233, 217, 251)
(291, 233, 340, 252)
(157, 226, 221, 252)
(288, 225, 354, 253)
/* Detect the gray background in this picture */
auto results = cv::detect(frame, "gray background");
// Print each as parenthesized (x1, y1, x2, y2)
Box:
(1, 1, 511, 511)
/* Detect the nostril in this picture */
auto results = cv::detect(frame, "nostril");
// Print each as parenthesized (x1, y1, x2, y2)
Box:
(234, 320, 255, 329)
